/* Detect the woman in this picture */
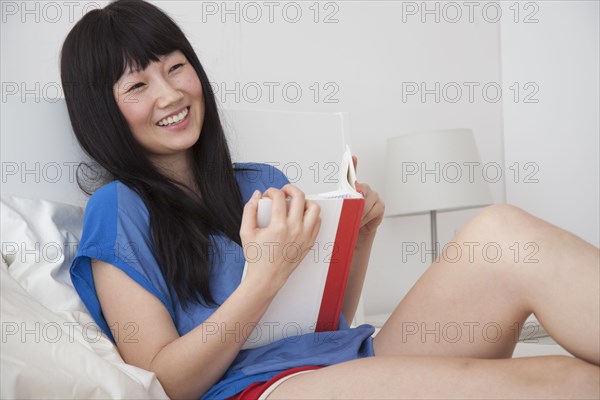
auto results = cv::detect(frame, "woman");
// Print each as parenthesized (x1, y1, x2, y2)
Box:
(62, 0, 599, 399)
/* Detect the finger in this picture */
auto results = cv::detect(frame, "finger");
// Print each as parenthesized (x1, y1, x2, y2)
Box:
(240, 190, 261, 235)
(352, 155, 358, 173)
(355, 181, 369, 200)
(280, 184, 305, 223)
(262, 188, 287, 223)
(360, 200, 375, 228)
(361, 199, 383, 229)
(303, 216, 321, 252)
(357, 188, 375, 222)
(362, 207, 384, 234)
(303, 200, 321, 231)
(310, 215, 322, 242)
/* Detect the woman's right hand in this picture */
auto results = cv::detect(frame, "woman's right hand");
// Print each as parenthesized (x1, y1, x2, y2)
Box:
(240, 184, 321, 292)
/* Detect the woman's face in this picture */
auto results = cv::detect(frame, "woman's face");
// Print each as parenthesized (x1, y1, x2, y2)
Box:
(113, 50, 204, 166)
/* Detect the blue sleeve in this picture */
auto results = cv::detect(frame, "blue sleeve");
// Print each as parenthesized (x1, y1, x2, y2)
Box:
(258, 163, 290, 189)
(69, 182, 176, 344)
(235, 162, 290, 201)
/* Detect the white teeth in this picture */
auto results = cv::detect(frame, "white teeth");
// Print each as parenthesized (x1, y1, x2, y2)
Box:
(158, 107, 189, 126)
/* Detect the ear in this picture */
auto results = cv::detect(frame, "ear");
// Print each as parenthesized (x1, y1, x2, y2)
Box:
(352, 155, 358, 173)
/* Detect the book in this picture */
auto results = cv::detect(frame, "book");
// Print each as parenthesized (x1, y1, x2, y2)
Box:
(240, 145, 365, 349)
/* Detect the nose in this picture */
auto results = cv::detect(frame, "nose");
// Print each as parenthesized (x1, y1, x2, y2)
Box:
(156, 78, 184, 109)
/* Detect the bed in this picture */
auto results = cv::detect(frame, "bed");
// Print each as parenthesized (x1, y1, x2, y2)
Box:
(0, 99, 571, 398)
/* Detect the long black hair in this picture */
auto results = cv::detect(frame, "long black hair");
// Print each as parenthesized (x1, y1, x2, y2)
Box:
(61, 0, 250, 308)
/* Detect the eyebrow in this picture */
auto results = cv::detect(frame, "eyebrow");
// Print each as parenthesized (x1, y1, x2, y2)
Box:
(121, 53, 180, 78)
(122, 65, 142, 78)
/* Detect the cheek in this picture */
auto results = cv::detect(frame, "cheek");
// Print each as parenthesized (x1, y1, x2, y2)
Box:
(113, 87, 158, 153)
(114, 85, 153, 129)
(194, 82, 204, 104)
(184, 71, 203, 101)
(118, 101, 152, 141)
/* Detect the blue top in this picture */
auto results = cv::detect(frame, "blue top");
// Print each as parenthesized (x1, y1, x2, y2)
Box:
(70, 162, 375, 400)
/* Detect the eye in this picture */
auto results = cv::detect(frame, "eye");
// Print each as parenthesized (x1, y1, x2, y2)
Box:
(126, 82, 145, 93)
(169, 63, 184, 73)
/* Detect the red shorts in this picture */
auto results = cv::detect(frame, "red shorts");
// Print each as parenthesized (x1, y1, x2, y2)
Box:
(226, 365, 323, 400)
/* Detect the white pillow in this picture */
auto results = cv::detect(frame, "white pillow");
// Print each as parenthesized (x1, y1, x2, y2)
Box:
(0, 195, 168, 399)
(2, 195, 86, 312)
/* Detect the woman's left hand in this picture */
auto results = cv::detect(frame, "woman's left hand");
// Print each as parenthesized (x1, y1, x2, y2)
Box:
(352, 156, 385, 237)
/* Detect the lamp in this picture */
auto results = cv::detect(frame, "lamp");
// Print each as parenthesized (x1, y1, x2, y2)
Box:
(384, 129, 493, 261)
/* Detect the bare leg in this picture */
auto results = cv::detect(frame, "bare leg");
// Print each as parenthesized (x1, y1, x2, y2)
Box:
(267, 355, 599, 399)
(266, 205, 600, 399)
(373, 204, 599, 365)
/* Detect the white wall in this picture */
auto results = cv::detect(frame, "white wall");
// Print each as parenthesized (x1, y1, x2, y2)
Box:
(4, 1, 558, 318)
(500, 1, 600, 248)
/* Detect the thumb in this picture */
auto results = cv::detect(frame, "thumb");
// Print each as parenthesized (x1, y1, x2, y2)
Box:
(352, 155, 358, 173)
(241, 190, 261, 233)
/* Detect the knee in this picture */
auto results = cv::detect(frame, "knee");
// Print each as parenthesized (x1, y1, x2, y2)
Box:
(456, 203, 529, 239)
(477, 204, 526, 224)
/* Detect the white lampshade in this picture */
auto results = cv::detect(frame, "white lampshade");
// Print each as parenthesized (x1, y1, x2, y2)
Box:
(384, 129, 493, 217)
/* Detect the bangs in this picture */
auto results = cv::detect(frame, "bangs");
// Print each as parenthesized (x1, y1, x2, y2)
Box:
(99, 0, 189, 85)
(113, 28, 181, 81)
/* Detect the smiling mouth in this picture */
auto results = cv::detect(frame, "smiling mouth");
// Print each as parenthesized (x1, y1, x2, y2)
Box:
(157, 106, 190, 127)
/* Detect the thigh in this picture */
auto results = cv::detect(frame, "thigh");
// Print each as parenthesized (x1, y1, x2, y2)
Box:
(371, 254, 531, 359)
(373, 205, 534, 359)
(265, 355, 599, 399)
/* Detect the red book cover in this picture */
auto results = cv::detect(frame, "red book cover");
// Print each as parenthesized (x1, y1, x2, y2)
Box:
(241, 146, 364, 349)
(316, 198, 364, 332)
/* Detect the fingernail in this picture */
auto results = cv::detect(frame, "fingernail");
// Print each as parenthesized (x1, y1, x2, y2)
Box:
(252, 190, 261, 199)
